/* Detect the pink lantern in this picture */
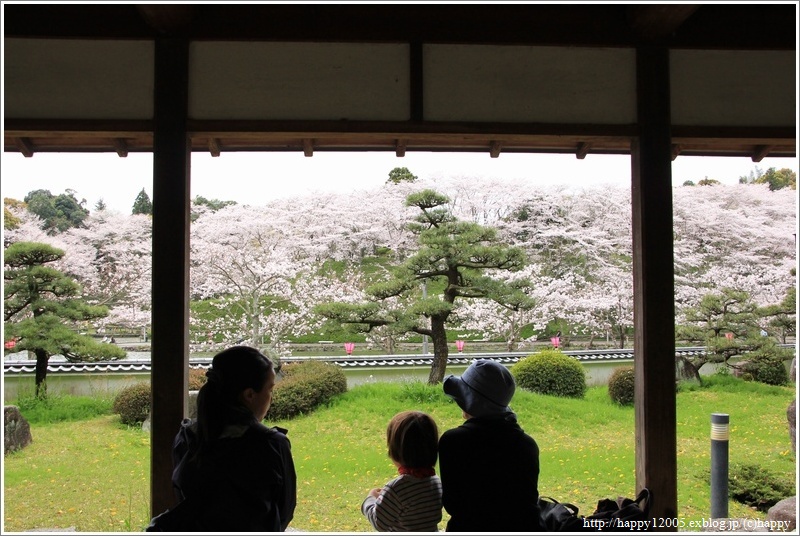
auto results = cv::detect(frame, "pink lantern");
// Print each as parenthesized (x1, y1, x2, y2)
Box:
(4, 338, 17, 350)
(724, 332, 734, 340)
(344, 342, 355, 355)
(455, 340, 465, 353)
(550, 336, 560, 348)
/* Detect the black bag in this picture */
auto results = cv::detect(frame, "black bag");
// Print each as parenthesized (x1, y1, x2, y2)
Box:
(538, 488, 651, 532)
(584, 488, 651, 531)
(538, 496, 586, 532)
(146, 496, 204, 532)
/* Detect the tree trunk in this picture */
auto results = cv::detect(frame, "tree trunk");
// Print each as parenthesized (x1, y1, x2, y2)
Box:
(427, 316, 450, 384)
(34, 349, 50, 398)
(587, 333, 595, 349)
(385, 334, 396, 355)
(677, 355, 703, 385)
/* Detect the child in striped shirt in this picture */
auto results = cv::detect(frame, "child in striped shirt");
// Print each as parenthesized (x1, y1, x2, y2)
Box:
(361, 411, 443, 531)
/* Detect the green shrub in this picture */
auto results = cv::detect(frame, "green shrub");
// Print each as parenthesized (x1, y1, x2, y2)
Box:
(742, 356, 789, 386)
(608, 367, 635, 406)
(268, 361, 348, 420)
(188, 367, 208, 391)
(511, 349, 586, 398)
(15, 391, 113, 424)
(112, 382, 151, 426)
(724, 462, 796, 512)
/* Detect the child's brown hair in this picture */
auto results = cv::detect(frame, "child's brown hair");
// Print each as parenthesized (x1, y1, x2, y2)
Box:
(386, 410, 439, 468)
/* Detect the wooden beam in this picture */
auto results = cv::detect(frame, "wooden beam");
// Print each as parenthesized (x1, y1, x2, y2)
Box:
(632, 45, 678, 528)
(303, 138, 314, 157)
(209, 137, 221, 157)
(112, 138, 128, 157)
(395, 139, 407, 157)
(626, 5, 700, 42)
(576, 142, 591, 159)
(489, 140, 502, 158)
(14, 137, 34, 157)
(2, 118, 795, 158)
(150, 37, 191, 520)
(671, 144, 682, 161)
(752, 144, 773, 162)
(136, 5, 194, 35)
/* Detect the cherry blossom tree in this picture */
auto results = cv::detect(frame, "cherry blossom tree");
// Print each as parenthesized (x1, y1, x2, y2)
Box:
(457, 263, 553, 351)
(190, 203, 313, 353)
(4, 177, 794, 360)
(59, 209, 153, 333)
(673, 183, 796, 316)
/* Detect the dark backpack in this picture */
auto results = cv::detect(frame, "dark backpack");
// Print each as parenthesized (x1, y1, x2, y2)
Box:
(584, 488, 651, 531)
(537, 496, 587, 532)
(538, 488, 650, 532)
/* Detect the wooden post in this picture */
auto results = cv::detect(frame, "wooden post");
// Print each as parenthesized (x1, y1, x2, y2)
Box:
(632, 45, 678, 526)
(150, 37, 191, 518)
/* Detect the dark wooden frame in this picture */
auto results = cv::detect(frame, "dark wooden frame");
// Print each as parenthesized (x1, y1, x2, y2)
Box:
(3, 4, 796, 529)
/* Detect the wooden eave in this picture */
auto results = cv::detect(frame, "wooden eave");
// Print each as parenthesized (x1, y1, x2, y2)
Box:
(4, 120, 795, 160)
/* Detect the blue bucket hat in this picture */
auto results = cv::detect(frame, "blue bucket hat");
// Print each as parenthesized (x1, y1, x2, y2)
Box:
(443, 359, 515, 417)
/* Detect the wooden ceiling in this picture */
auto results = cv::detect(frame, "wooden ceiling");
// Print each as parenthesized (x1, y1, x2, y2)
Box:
(3, 3, 797, 159)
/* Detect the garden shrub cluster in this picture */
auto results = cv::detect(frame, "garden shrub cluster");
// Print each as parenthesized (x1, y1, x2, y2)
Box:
(608, 366, 635, 406)
(725, 462, 796, 511)
(511, 349, 586, 398)
(112, 382, 151, 425)
(740, 356, 789, 386)
(268, 360, 348, 420)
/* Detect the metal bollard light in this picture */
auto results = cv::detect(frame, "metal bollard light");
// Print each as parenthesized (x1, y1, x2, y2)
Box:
(710, 413, 730, 519)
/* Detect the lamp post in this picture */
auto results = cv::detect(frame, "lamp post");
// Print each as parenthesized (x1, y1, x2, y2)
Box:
(710, 413, 730, 519)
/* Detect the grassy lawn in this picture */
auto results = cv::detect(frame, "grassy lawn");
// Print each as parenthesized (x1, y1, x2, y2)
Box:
(3, 375, 795, 532)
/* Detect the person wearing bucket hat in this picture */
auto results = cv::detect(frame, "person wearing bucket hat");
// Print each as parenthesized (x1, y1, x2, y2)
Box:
(439, 359, 542, 532)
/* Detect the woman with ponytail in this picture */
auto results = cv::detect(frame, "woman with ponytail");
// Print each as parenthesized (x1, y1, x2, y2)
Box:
(150, 345, 296, 531)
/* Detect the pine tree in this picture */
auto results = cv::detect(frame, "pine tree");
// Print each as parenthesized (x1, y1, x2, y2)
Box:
(131, 188, 153, 215)
(316, 189, 528, 384)
(3, 241, 126, 397)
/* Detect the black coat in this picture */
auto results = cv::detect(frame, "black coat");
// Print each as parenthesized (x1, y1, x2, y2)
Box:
(439, 414, 542, 532)
(170, 418, 297, 532)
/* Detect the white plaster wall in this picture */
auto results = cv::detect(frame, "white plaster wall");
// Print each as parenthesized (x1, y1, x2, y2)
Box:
(670, 49, 796, 127)
(189, 42, 410, 121)
(4, 39, 794, 130)
(3, 38, 154, 119)
(422, 44, 637, 124)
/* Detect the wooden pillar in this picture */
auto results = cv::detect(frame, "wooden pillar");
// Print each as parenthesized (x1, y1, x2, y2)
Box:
(150, 37, 191, 518)
(632, 45, 678, 526)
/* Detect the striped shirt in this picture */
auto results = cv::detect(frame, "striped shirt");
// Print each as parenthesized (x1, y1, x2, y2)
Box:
(361, 474, 443, 532)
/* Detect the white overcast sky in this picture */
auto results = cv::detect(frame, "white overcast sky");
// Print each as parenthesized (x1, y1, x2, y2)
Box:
(1, 150, 798, 213)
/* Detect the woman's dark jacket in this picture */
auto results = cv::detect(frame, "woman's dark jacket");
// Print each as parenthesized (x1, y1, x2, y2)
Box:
(438, 413, 542, 532)
(171, 416, 297, 532)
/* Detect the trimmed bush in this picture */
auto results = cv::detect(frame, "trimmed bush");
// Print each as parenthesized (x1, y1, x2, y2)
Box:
(268, 360, 348, 420)
(724, 462, 796, 512)
(112, 382, 151, 426)
(511, 349, 586, 398)
(188, 367, 208, 391)
(608, 367, 635, 406)
(742, 356, 789, 386)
